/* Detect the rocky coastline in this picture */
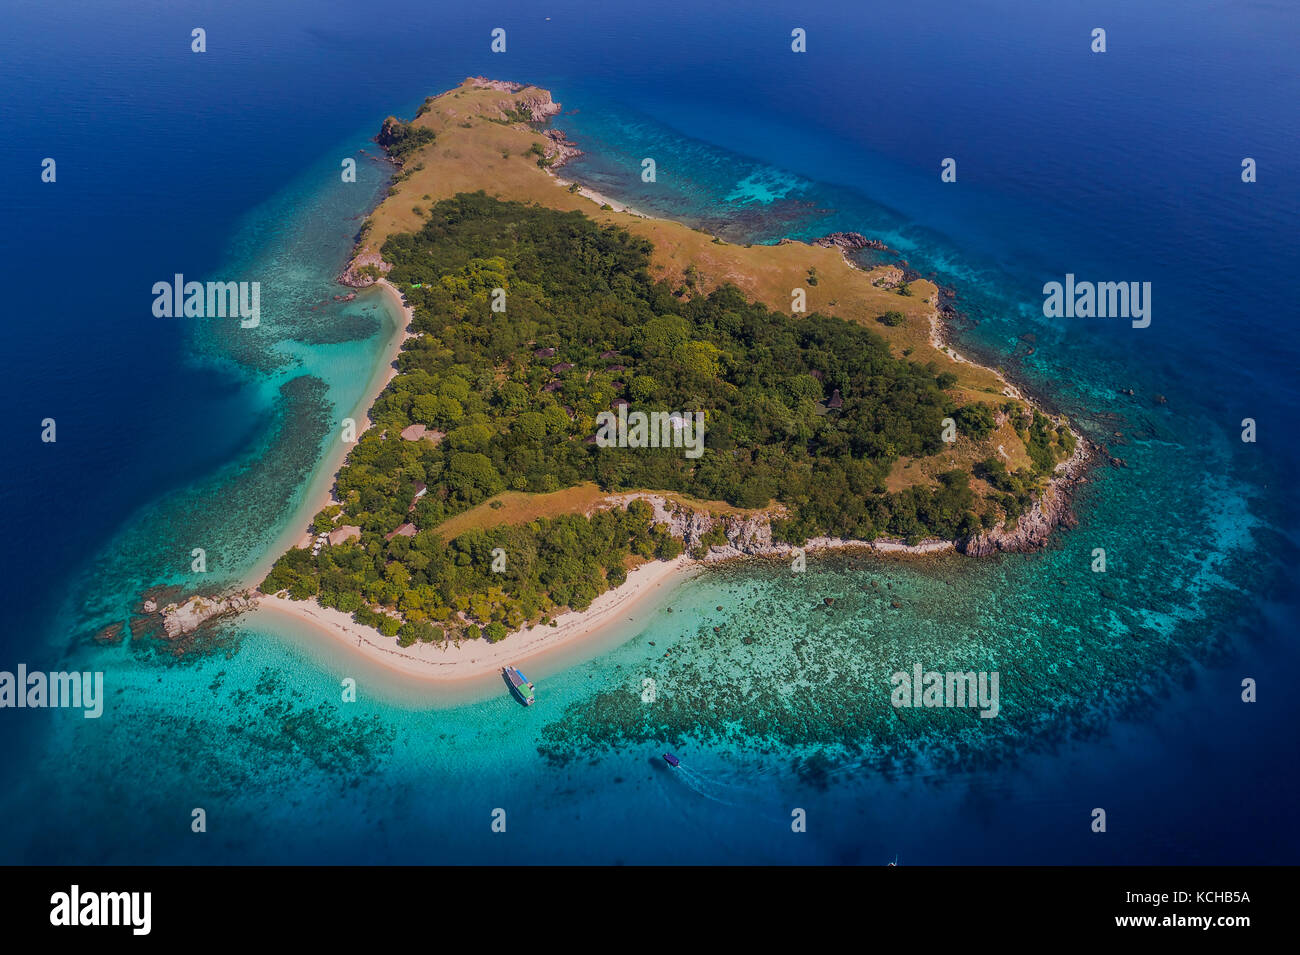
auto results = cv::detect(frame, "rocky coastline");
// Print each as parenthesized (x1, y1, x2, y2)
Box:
(337, 250, 390, 289)
(467, 77, 563, 122)
(130, 590, 263, 643)
(145, 436, 1089, 646)
(205, 77, 1100, 655)
(812, 231, 896, 255)
(603, 432, 1092, 566)
(541, 127, 583, 167)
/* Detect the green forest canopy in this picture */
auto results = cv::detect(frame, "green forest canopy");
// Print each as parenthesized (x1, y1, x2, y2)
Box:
(262, 193, 1070, 643)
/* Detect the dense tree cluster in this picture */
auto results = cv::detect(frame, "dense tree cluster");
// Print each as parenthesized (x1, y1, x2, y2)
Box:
(376, 116, 436, 162)
(263, 498, 681, 641)
(263, 193, 1068, 643)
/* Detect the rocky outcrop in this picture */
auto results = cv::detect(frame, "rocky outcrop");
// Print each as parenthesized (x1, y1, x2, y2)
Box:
(517, 95, 562, 123)
(603, 494, 954, 562)
(870, 266, 905, 290)
(93, 623, 125, 645)
(958, 440, 1092, 556)
(604, 494, 772, 557)
(605, 440, 1090, 565)
(158, 591, 261, 640)
(812, 232, 894, 254)
(338, 250, 391, 288)
(469, 77, 526, 93)
(466, 77, 562, 122)
(543, 128, 583, 167)
(959, 496, 1065, 556)
(375, 116, 409, 153)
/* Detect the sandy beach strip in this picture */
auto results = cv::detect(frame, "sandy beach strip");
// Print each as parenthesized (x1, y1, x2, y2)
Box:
(372, 279, 417, 394)
(550, 171, 655, 220)
(244, 279, 416, 580)
(253, 554, 697, 684)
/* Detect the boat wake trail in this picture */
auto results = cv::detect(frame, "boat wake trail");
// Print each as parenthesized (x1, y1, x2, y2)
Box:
(670, 764, 745, 809)
(666, 763, 786, 824)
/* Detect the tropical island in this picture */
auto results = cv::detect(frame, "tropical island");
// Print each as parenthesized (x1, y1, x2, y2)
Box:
(159, 78, 1088, 675)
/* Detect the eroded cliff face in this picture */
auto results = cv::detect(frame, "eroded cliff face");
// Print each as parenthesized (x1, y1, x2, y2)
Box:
(513, 92, 562, 123)
(606, 439, 1091, 564)
(958, 442, 1091, 556)
(467, 77, 562, 122)
(604, 494, 956, 561)
(542, 128, 582, 167)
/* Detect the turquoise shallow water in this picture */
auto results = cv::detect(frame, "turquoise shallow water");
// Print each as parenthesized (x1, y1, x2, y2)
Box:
(2, 0, 1295, 864)
(5, 117, 1285, 861)
(56, 141, 399, 642)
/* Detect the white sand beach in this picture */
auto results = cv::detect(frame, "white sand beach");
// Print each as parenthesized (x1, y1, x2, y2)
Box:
(254, 554, 696, 684)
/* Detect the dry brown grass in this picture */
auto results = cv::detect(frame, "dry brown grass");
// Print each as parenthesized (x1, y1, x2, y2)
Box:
(432, 484, 611, 539)
(432, 482, 755, 539)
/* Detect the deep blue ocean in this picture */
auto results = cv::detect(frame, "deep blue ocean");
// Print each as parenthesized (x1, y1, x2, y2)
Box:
(1, 0, 1296, 864)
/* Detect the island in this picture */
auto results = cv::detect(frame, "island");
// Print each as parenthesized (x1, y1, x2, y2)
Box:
(159, 78, 1089, 678)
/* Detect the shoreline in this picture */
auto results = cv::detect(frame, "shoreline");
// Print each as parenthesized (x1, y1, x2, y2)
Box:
(243, 279, 415, 583)
(549, 171, 656, 220)
(541, 125, 1094, 536)
(217, 80, 1093, 685)
(253, 554, 697, 685)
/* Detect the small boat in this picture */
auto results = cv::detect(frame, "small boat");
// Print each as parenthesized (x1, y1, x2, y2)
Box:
(503, 666, 535, 706)
(887, 855, 898, 867)
(662, 753, 680, 767)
